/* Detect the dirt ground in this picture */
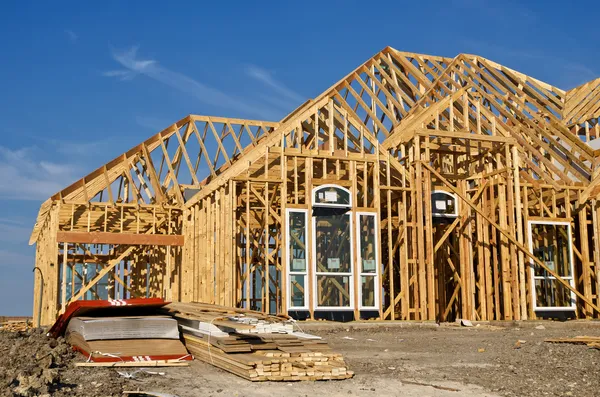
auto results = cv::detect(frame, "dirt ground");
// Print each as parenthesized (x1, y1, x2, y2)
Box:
(2, 321, 600, 397)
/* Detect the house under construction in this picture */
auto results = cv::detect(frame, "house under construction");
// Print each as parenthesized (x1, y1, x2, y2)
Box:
(30, 47, 600, 326)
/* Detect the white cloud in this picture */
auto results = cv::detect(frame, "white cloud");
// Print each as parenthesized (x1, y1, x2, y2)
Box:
(39, 161, 73, 176)
(104, 46, 280, 120)
(245, 65, 304, 104)
(256, 93, 295, 113)
(65, 29, 78, 43)
(102, 70, 136, 81)
(0, 146, 81, 200)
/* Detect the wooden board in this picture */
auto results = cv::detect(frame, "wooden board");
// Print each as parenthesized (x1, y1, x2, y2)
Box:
(57, 231, 184, 246)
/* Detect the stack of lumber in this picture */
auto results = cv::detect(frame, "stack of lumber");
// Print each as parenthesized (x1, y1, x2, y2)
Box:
(545, 335, 600, 349)
(165, 302, 353, 381)
(0, 320, 30, 332)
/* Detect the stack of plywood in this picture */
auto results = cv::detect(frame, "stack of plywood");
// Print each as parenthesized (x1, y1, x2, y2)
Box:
(165, 302, 354, 381)
(65, 315, 191, 363)
(49, 299, 194, 365)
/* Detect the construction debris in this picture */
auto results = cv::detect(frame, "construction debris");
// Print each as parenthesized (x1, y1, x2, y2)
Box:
(545, 336, 600, 349)
(514, 340, 527, 349)
(457, 319, 474, 327)
(115, 369, 166, 379)
(0, 328, 78, 396)
(166, 302, 354, 381)
(123, 392, 180, 397)
(74, 360, 189, 368)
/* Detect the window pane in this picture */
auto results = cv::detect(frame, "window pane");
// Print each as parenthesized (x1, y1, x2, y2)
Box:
(431, 191, 457, 216)
(315, 212, 351, 273)
(290, 275, 306, 308)
(361, 276, 376, 307)
(288, 211, 307, 273)
(314, 186, 351, 206)
(534, 279, 573, 308)
(316, 275, 351, 307)
(531, 223, 572, 277)
(359, 215, 377, 273)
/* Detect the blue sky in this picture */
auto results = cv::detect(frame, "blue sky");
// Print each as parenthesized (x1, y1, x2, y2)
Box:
(0, 0, 598, 316)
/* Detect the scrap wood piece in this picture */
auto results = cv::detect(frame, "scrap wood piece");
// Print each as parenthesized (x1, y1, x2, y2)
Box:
(123, 392, 180, 397)
(75, 360, 190, 367)
(545, 336, 600, 344)
(402, 380, 460, 392)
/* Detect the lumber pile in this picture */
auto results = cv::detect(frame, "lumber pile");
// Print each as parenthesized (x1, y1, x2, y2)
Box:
(165, 302, 353, 381)
(0, 320, 31, 332)
(545, 336, 600, 349)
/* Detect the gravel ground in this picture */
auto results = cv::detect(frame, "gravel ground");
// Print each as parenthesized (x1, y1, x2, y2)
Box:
(1, 321, 599, 396)
(313, 321, 600, 397)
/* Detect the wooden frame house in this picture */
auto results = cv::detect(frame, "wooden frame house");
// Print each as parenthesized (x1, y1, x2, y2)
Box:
(30, 47, 600, 326)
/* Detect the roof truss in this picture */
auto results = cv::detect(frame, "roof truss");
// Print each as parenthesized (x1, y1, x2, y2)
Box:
(31, 46, 600, 243)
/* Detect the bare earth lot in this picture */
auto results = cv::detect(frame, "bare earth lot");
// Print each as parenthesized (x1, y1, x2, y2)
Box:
(2, 321, 600, 396)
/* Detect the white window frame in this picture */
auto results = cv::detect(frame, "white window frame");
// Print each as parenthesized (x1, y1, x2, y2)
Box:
(431, 190, 458, 218)
(285, 209, 309, 311)
(528, 220, 576, 311)
(356, 212, 380, 310)
(312, 184, 352, 208)
(312, 210, 354, 311)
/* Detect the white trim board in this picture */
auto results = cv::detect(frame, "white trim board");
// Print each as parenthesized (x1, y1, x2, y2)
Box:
(527, 220, 576, 311)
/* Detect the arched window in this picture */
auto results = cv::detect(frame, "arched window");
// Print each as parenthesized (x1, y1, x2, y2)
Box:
(313, 185, 351, 208)
(431, 190, 458, 218)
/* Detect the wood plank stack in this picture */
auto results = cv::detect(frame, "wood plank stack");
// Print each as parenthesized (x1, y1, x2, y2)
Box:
(0, 320, 31, 332)
(545, 335, 600, 349)
(165, 302, 354, 381)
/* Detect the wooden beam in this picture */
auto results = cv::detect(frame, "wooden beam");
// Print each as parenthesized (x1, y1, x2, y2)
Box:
(57, 231, 184, 246)
(415, 129, 516, 144)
